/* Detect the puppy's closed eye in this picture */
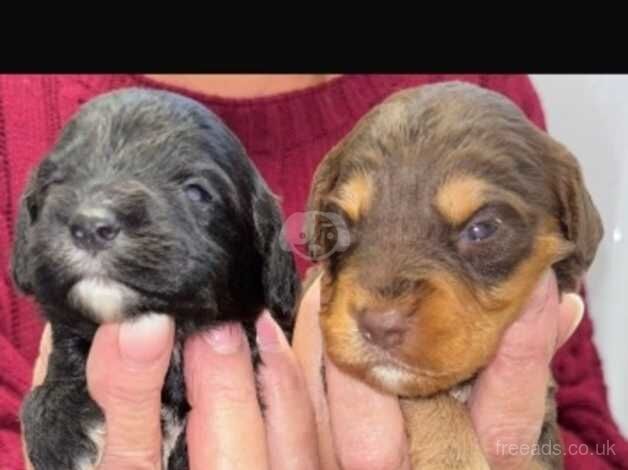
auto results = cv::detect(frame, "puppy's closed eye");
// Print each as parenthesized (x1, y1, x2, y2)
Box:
(184, 182, 212, 204)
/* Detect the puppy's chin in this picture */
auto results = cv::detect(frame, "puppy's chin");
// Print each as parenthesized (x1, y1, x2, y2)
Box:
(68, 277, 139, 323)
(367, 364, 424, 395)
(340, 357, 464, 398)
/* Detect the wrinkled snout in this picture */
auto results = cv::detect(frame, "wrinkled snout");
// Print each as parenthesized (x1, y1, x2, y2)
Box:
(357, 308, 408, 349)
(70, 207, 120, 252)
(66, 180, 153, 253)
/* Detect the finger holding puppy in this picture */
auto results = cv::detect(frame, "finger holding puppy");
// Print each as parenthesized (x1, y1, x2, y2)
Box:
(23, 324, 53, 470)
(325, 359, 412, 470)
(30, 323, 53, 389)
(87, 314, 175, 469)
(292, 272, 343, 470)
(293, 273, 411, 470)
(184, 322, 268, 470)
(256, 311, 320, 470)
(184, 312, 321, 470)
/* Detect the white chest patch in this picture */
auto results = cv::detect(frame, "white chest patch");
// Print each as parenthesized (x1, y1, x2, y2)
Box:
(69, 278, 137, 322)
(370, 365, 415, 389)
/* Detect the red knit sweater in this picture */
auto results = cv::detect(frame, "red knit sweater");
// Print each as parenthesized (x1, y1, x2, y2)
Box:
(0, 75, 626, 469)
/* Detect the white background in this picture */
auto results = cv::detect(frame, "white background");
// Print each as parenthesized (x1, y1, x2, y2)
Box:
(531, 75, 628, 435)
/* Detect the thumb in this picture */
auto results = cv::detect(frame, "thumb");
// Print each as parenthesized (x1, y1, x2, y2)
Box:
(469, 271, 560, 468)
(87, 314, 174, 468)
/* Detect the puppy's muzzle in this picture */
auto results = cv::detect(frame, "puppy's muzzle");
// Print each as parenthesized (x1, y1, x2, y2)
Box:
(70, 207, 121, 252)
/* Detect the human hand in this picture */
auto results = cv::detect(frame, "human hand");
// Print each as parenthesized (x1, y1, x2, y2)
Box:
(293, 271, 584, 470)
(468, 271, 584, 469)
(25, 311, 320, 470)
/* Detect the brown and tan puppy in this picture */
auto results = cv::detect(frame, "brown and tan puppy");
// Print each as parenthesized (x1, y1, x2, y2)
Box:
(305, 82, 603, 469)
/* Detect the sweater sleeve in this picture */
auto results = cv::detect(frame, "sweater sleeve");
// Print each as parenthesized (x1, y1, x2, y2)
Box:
(555, 302, 628, 469)
(0, 141, 32, 468)
(481, 74, 628, 469)
(0, 330, 32, 470)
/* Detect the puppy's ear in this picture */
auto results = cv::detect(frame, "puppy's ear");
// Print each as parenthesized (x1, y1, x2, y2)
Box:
(546, 139, 603, 291)
(11, 158, 62, 295)
(11, 171, 40, 295)
(305, 144, 346, 262)
(252, 185, 300, 338)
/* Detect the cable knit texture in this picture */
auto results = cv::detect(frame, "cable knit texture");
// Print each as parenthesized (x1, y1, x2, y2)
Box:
(0, 75, 626, 469)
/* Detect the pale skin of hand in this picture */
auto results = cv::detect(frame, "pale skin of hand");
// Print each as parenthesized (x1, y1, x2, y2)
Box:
(293, 270, 585, 470)
(26, 269, 583, 470)
(25, 312, 320, 470)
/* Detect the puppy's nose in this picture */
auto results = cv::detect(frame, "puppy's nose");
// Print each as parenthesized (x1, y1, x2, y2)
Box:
(70, 209, 120, 251)
(357, 309, 407, 349)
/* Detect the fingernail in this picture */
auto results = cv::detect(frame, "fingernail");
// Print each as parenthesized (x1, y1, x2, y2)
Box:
(563, 293, 585, 340)
(256, 311, 286, 352)
(204, 323, 242, 354)
(119, 314, 173, 364)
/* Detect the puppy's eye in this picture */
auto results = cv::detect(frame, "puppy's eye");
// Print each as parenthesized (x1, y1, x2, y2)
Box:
(184, 184, 211, 203)
(461, 218, 501, 242)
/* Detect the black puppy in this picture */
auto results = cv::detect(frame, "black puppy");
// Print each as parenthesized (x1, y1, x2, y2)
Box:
(12, 88, 299, 470)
